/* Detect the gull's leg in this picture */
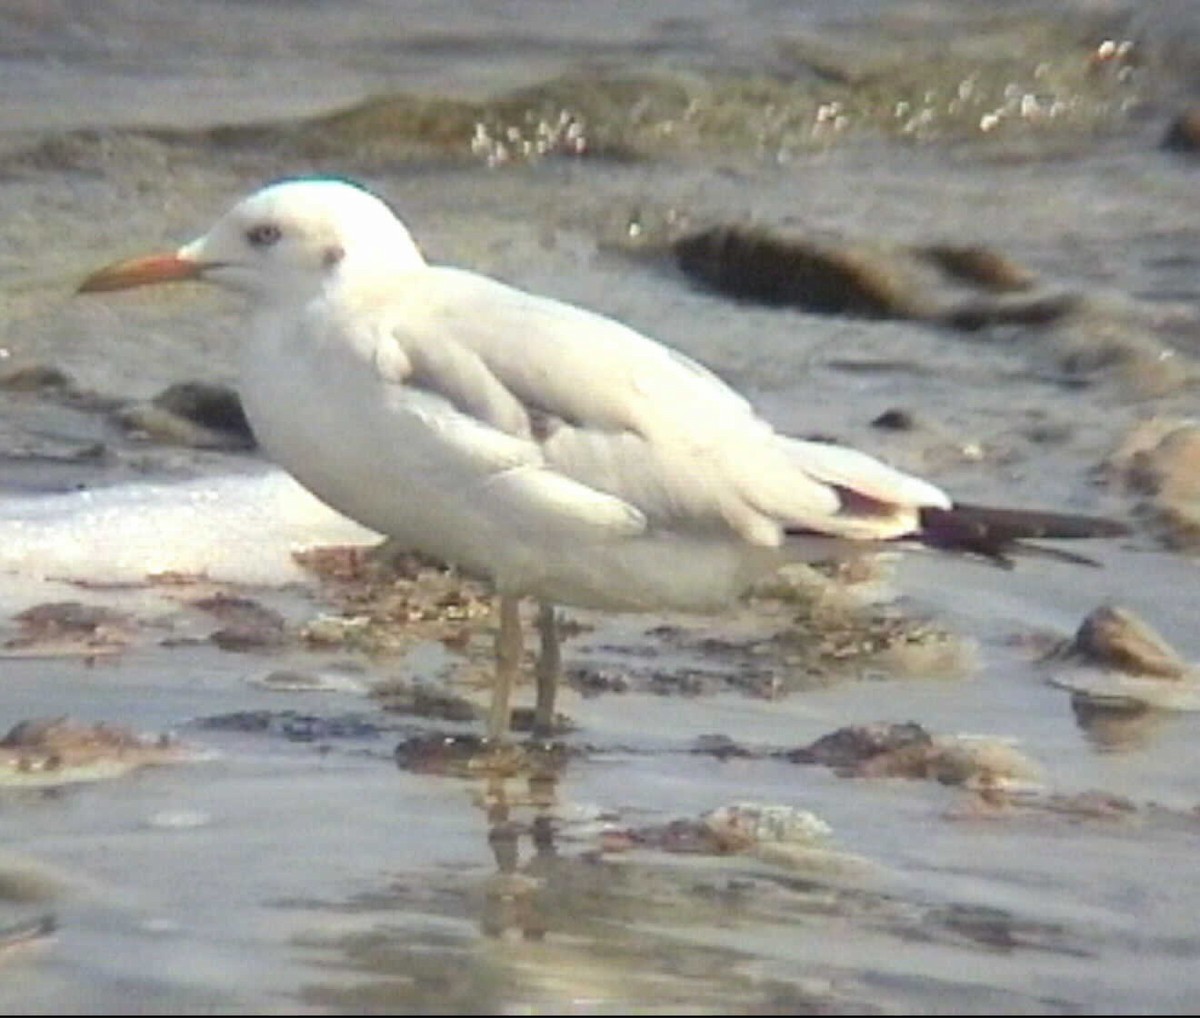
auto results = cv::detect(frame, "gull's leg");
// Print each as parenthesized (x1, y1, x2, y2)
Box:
(533, 601, 561, 740)
(488, 595, 522, 742)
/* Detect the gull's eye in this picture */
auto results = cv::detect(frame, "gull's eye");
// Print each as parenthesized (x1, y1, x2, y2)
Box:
(245, 223, 282, 248)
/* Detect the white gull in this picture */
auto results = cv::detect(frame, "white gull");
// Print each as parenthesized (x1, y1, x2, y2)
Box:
(78, 178, 1127, 740)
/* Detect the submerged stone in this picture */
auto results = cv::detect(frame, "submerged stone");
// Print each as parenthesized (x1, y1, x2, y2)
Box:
(673, 225, 1072, 329)
(0, 717, 193, 786)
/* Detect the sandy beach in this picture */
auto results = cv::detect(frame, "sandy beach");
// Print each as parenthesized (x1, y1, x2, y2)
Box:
(2, 2, 1199, 1013)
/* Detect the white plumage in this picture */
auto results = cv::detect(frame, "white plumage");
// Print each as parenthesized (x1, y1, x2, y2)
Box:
(78, 178, 1117, 741)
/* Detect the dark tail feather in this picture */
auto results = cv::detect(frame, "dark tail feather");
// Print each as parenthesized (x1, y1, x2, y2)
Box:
(917, 503, 1129, 567)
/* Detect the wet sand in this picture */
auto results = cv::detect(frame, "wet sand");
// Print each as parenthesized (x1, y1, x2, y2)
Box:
(2, 2, 1200, 1013)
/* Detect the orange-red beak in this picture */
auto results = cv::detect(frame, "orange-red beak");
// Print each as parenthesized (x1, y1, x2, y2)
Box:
(77, 252, 205, 293)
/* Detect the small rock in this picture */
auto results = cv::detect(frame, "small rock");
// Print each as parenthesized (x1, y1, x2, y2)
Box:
(0, 717, 192, 786)
(702, 803, 831, 853)
(4, 601, 135, 658)
(152, 382, 252, 442)
(1125, 424, 1200, 502)
(114, 381, 255, 451)
(689, 733, 757, 760)
(784, 721, 932, 769)
(393, 731, 568, 778)
(784, 722, 1040, 790)
(1102, 417, 1188, 482)
(1162, 107, 1200, 154)
(1103, 418, 1200, 549)
(0, 363, 73, 392)
(1070, 605, 1189, 679)
(870, 408, 917, 431)
(612, 805, 870, 876)
(1049, 606, 1200, 712)
(192, 709, 391, 742)
(192, 594, 288, 651)
(566, 664, 633, 696)
(918, 737, 1040, 791)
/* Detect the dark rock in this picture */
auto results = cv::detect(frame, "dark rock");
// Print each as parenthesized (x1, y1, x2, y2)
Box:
(672, 224, 1074, 330)
(393, 731, 571, 778)
(1162, 107, 1200, 153)
(674, 226, 933, 318)
(152, 382, 254, 445)
(870, 408, 917, 431)
(689, 733, 757, 760)
(191, 709, 390, 741)
(192, 594, 288, 651)
(784, 721, 1040, 788)
(784, 721, 932, 767)
(115, 381, 255, 450)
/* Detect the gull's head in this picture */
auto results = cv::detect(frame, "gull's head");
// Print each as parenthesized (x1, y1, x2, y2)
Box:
(78, 178, 425, 301)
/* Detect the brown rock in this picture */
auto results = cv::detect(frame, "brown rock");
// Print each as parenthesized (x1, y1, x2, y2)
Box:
(674, 226, 934, 318)
(4, 601, 135, 658)
(1125, 424, 1200, 502)
(1104, 419, 1200, 549)
(1162, 108, 1200, 153)
(0, 716, 190, 785)
(785, 720, 931, 768)
(916, 244, 1037, 291)
(1070, 605, 1190, 679)
(671, 224, 1070, 329)
(784, 722, 1039, 790)
(191, 593, 288, 651)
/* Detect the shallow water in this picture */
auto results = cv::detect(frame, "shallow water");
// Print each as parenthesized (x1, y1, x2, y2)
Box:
(2, 2, 1200, 1014)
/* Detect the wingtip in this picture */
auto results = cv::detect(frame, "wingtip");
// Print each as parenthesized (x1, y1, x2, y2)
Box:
(917, 502, 1130, 563)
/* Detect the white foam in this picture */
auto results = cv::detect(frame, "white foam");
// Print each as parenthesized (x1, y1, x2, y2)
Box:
(0, 469, 380, 594)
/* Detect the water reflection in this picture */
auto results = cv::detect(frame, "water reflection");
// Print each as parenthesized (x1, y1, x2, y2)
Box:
(480, 768, 561, 942)
(1069, 693, 1168, 751)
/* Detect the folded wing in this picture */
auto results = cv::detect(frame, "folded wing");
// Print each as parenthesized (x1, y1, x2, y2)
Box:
(373, 265, 951, 546)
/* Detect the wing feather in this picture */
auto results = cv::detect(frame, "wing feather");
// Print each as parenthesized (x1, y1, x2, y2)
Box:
(370, 265, 948, 545)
